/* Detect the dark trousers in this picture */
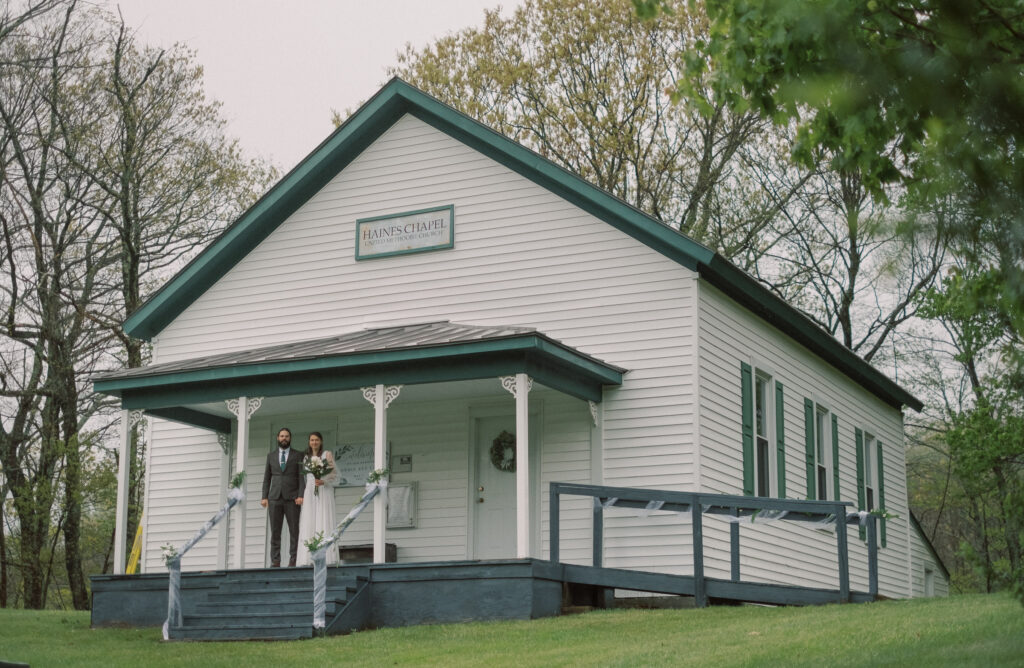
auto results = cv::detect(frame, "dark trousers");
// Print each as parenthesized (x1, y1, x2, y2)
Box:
(269, 499, 301, 565)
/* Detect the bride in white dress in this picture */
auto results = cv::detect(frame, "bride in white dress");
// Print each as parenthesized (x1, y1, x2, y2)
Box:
(296, 431, 338, 566)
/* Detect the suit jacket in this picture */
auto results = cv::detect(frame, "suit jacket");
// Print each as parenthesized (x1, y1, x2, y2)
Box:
(262, 448, 306, 501)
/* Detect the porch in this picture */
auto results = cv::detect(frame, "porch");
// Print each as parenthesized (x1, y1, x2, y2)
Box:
(93, 322, 625, 573)
(89, 483, 883, 641)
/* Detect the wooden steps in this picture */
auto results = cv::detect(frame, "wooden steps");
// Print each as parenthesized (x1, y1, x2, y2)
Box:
(167, 566, 370, 641)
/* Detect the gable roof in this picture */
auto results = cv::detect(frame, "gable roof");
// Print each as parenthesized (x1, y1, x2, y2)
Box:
(124, 77, 921, 412)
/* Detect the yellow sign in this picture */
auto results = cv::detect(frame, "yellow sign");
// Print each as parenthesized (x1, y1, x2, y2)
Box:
(126, 515, 143, 574)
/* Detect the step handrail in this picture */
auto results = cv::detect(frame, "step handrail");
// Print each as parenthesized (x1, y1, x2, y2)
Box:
(309, 475, 387, 630)
(162, 472, 246, 639)
(549, 482, 881, 607)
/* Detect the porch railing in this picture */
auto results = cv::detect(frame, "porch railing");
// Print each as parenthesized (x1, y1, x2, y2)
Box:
(163, 483, 245, 639)
(548, 482, 879, 607)
(310, 480, 385, 630)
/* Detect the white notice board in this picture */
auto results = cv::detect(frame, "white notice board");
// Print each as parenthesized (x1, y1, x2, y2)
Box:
(333, 443, 374, 487)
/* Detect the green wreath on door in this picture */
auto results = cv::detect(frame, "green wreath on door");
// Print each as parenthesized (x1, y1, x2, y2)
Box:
(490, 430, 516, 472)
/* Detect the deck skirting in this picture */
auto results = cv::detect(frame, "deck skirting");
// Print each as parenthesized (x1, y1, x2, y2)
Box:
(90, 558, 876, 638)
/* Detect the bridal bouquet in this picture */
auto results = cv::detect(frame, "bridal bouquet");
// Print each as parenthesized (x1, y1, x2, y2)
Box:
(303, 455, 334, 497)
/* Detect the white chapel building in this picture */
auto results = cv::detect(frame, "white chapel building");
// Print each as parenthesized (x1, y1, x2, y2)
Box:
(95, 78, 949, 600)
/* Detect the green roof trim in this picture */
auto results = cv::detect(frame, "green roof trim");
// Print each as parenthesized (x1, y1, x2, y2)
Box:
(145, 407, 231, 434)
(122, 77, 920, 412)
(910, 511, 951, 582)
(95, 333, 623, 407)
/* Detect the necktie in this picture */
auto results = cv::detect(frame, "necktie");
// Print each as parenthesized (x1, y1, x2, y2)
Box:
(280, 450, 286, 471)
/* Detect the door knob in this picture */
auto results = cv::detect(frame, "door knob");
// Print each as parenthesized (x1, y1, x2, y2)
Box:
(478, 497, 485, 503)
(478, 486, 484, 491)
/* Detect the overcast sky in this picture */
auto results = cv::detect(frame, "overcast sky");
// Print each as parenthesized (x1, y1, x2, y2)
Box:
(101, 0, 516, 171)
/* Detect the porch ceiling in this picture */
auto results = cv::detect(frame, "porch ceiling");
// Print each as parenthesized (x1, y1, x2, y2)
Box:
(94, 321, 625, 430)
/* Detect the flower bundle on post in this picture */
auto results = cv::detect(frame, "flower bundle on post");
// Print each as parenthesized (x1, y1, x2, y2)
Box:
(303, 530, 326, 553)
(303, 455, 334, 496)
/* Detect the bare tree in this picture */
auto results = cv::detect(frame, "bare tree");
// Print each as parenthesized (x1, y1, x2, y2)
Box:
(0, 0, 112, 608)
(757, 164, 945, 362)
(0, 1, 272, 608)
(388, 0, 804, 269)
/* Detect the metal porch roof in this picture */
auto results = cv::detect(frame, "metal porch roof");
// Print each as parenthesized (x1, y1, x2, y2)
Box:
(93, 321, 626, 413)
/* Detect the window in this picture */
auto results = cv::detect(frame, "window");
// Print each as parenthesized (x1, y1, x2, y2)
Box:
(741, 363, 784, 498)
(804, 399, 834, 501)
(855, 427, 886, 546)
(863, 432, 877, 512)
(754, 372, 773, 497)
(815, 407, 829, 500)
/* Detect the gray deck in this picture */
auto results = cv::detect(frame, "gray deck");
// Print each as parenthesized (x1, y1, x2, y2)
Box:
(91, 558, 876, 641)
(92, 483, 881, 640)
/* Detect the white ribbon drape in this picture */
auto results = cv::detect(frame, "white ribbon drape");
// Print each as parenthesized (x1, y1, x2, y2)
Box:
(311, 480, 387, 629)
(163, 486, 245, 639)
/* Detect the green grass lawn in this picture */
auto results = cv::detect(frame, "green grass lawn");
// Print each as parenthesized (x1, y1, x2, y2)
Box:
(1, 594, 1021, 667)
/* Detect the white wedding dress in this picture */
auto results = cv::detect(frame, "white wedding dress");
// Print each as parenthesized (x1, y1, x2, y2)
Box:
(296, 450, 338, 566)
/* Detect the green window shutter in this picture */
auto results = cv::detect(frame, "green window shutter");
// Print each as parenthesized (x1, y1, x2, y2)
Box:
(740, 362, 754, 496)
(831, 414, 840, 501)
(877, 440, 887, 548)
(855, 428, 866, 541)
(803, 398, 815, 500)
(775, 381, 786, 497)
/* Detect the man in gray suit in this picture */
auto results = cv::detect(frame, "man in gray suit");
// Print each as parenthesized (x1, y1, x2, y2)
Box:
(260, 428, 305, 567)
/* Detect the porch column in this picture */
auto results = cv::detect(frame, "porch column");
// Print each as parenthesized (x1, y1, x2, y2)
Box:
(501, 374, 533, 558)
(216, 433, 231, 569)
(362, 385, 401, 563)
(226, 396, 262, 569)
(113, 409, 133, 574)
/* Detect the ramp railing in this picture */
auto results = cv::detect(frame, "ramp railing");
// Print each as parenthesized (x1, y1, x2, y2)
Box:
(163, 472, 246, 639)
(309, 473, 388, 630)
(549, 482, 879, 607)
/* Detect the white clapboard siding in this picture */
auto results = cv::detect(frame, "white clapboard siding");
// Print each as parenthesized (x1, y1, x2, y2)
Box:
(144, 113, 701, 572)
(538, 392, 596, 565)
(146, 392, 598, 570)
(910, 525, 950, 597)
(142, 419, 227, 573)
(697, 282, 912, 597)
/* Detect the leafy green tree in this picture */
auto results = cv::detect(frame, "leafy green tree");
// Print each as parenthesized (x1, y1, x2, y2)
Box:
(638, 0, 1023, 352)
(917, 263, 1024, 595)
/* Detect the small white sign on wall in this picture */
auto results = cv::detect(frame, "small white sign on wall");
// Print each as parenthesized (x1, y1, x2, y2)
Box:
(333, 443, 374, 487)
(356, 204, 454, 260)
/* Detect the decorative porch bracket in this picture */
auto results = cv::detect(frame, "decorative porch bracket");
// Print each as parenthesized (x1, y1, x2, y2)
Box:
(225, 396, 263, 568)
(361, 385, 401, 563)
(500, 374, 533, 558)
(550, 482, 879, 608)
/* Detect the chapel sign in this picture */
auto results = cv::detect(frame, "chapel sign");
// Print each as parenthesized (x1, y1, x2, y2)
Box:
(356, 204, 454, 260)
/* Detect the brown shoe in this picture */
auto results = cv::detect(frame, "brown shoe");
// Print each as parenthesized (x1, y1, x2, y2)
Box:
(288, 559, 297, 567)
(271, 562, 281, 568)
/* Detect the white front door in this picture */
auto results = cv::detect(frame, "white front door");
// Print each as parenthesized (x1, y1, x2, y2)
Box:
(473, 416, 518, 559)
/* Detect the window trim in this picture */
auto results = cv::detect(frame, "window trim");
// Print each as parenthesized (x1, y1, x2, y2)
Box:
(863, 431, 878, 512)
(742, 361, 782, 498)
(753, 369, 777, 498)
